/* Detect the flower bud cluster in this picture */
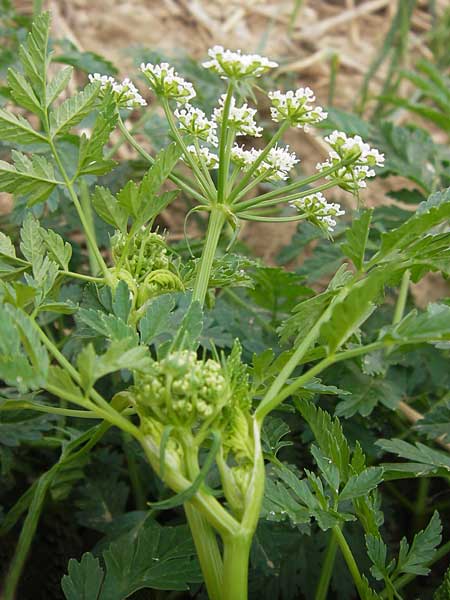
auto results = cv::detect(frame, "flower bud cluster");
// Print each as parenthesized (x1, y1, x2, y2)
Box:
(174, 105, 218, 146)
(140, 62, 196, 104)
(268, 88, 327, 129)
(213, 95, 262, 137)
(132, 351, 228, 427)
(230, 144, 298, 182)
(202, 45, 278, 80)
(316, 131, 385, 193)
(112, 229, 169, 281)
(290, 192, 345, 234)
(88, 73, 147, 109)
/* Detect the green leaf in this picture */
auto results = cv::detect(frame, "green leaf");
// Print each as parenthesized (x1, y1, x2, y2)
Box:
(46, 66, 74, 106)
(171, 300, 203, 352)
(376, 439, 450, 473)
(0, 304, 49, 392)
(261, 416, 293, 459)
(61, 553, 103, 600)
(92, 186, 128, 233)
(77, 94, 117, 176)
(61, 519, 201, 599)
(0, 107, 46, 144)
(396, 512, 442, 576)
(434, 563, 450, 600)
(365, 535, 390, 580)
(415, 401, 450, 443)
(340, 209, 373, 271)
(370, 187, 450, 266)
(50, 82, 100, 138)
(18, 11, 50, 99)
(40, 228, 72, 270)
(278, 289, 335, 345)
(7, 68, 42, 115)
(0, 232, 17, 258)
(335, 370, 404, 418)
(382, 304, 450, 344)
(339, 467, 384, 502)
(112, 280, 131, 322)
(0, 151, 60, 205)
(140, 142, 183, 200)
(139, 295, 176, 345)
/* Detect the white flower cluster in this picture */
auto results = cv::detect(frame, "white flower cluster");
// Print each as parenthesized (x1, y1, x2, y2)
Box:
(202, 45, 278, 79)
(268, 88, 327, 129)
(213, 95, 262, 137)
(140, 62, 195, 104)
(230, 144, 298, 181)
(290, 192, 345, 233)
(316, 131, 385, 193)
(184, 145, 219, 170)
(88, 73, 147, 109)
(174, 105, 218, 146)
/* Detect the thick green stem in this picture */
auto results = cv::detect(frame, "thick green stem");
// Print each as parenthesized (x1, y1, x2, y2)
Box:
(393, 269, 411, 324)
(185, 504, 224, 600)
(333, 526, 365, 599)
(79, 179, 99, 275)
(315, 529, 339, 600)
(192, 207, 226, 306)
(217, 81, 235, 203)
(222, 535, 252, 600)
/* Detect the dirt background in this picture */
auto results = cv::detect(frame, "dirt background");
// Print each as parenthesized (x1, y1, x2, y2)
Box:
(7, 0, 450, 302)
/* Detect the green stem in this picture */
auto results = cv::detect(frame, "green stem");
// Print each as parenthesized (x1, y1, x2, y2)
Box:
(79, 179, 99, 275)
(315, 529, 339, 600)
(222, 534, 252, 600)
(238, 213, 308, 223)
(161, 99, 215, 202)
(191, 207, 226, 306)
(333, 526, 365, 599)
(116, 116, 206, 204)
(393, 269, 411, 324)
(236, 180, 339, 212)
(47, 137, 112, 283)
(59, 270, 105, 283)
(217, 81, 235, 203)
(229, 121, 290, 203)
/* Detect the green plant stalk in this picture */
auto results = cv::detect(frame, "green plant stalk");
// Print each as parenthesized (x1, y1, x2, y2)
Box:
(59, 270, 104, 283)
(191, 206, 227, 305)
(162, 99, 215, 202)
(333, 526, 365, 598)
(79, 179, 99, 275)
(183, 439, 224, 600)
(236, 180, 339, 212)
(47, 137, 112, 284)
(116, 116, 206, 204)
(315, 529, 339, 600)
(217, 81, 235, 203)
(393, 269, 411, 324)
(222, 535, 252, 600)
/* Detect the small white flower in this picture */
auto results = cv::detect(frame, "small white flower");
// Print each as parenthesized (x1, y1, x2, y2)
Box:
(174, 104, 218, 146)
(140, 62, 196, 103)
(88, 73, 147, 109)
(184, 144, 219, 170)
(230, 144, 261, 169)
(202, 46, 278, 80)
(261, 145, 299, 181)
(316, 131, 384, 193)
(213, 95, 262, 137)
(290, 192, 345, 234)
(268, 88, 327, 129)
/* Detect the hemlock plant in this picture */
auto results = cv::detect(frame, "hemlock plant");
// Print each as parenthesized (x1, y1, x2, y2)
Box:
(0, 13, 449, 600)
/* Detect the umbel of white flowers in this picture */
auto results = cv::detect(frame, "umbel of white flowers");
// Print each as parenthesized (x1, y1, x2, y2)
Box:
(89, 47, 385, 233)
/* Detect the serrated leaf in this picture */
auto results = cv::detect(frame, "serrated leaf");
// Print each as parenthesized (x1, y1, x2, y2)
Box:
(366, 535, 389, 580)
(171, 300, 203, 352)
(7, 68, 42, 115)
(339, 467, 383, 501)
(61, 553, 104, 600)
(18, 11, 50, 99)
(139, 295, 176, 344)
(415, 401, 450, 442)
(396, 512, 442, 576)
(340, 209, 373, 271)
(370, 187, 450, 266)
(92, 186, 128, 232)
(50, 82, 100, 138)
(0, 232, 17, 258)
(61, 519, 201, 599)
(376, 439, 450, 472)
(0, 151, 60, 205)
(40, 228, 72, 270)
(261, 416, 293, 459)
(382, 304, 450, 344)
(0, 108, 46, 144)
(77, 94, 117, 176)
(46, 66, 74, 106)
(335, 370, 404, 418)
